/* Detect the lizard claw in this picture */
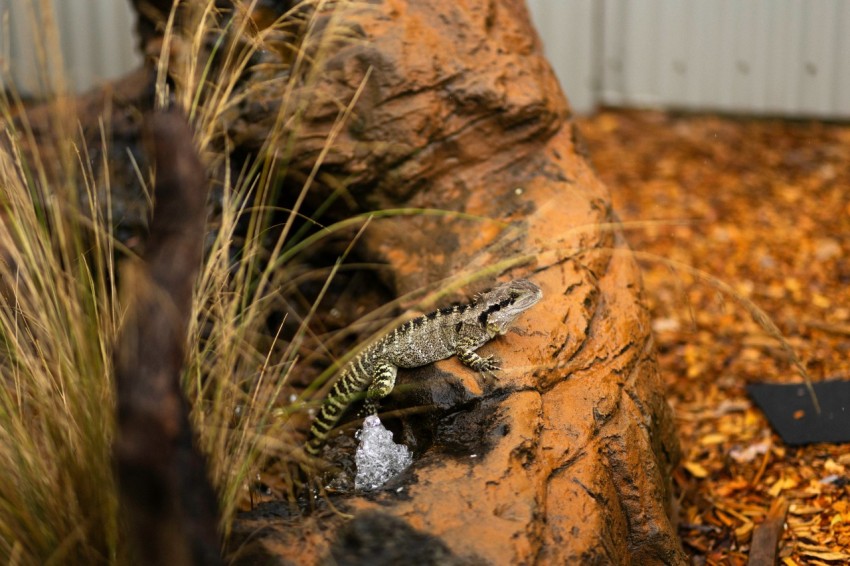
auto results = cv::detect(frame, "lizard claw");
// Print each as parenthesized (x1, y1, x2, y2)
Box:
(474, 355, 501, 375)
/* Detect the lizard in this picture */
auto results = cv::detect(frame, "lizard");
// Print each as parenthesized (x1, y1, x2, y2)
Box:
(305, 278, 543, 457)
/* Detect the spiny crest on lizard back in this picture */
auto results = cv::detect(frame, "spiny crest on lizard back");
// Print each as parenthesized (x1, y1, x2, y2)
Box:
(475, 279, 543, 335)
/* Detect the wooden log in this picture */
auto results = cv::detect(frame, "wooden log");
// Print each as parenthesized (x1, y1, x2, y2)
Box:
(748, 497, 790, 566)
(113, 108, 222, 566)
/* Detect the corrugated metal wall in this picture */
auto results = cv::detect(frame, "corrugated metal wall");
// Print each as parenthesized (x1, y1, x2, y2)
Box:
(0, 0, 140, 96)
(1, 1, 848, 119)
(527, 0, 599, 114)
(529, 0, 850, 119)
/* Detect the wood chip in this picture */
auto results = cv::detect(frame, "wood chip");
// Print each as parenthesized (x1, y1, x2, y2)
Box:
(576, 109, 850, 565)
(684, 461, 709, 478)
(748, 497, 789, 566)
(798, 551, 850, 562)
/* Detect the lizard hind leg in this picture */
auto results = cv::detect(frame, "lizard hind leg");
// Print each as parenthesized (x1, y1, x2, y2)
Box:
(362, 360, 398, 416)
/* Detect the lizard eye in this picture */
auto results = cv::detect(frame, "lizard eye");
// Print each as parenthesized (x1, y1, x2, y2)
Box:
(509, 290, 522, 299)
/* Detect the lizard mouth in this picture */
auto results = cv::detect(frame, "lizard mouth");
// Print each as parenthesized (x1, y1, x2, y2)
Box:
(482, 279, 543, 334)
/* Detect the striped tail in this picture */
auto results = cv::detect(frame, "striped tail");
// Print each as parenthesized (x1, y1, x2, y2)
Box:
(304, 367, 370, 456)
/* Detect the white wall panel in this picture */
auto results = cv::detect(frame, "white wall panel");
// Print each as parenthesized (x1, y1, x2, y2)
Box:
(0, 1, 848, 119)
(0, 0, 140, 96)
(599, 0, 625, 106)
(656, 0, 689, 106)
(798, 1, 837, 114)
(687, 1, 723, 107)
(726, 0, 767, 111)
(527, 0, 599, 114)
(1, 1, 41, 95)
(836, 1, 850, 115)
(596, 0, 849, 119)
(764, 0, 798, 112)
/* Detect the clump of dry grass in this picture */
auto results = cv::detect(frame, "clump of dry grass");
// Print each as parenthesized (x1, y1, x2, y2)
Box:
(0, 0, 360, 561)
(169, 0, 368, 526)
(0, 95, 122, 562)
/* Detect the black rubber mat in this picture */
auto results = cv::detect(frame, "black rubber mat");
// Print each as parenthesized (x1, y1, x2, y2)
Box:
(747, 380, 850, 446)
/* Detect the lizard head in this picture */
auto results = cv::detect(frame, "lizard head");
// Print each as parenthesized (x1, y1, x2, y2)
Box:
(478, 279, 543, 335)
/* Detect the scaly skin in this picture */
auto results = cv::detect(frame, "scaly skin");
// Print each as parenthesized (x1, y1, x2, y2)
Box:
(305, 279, 543, 456)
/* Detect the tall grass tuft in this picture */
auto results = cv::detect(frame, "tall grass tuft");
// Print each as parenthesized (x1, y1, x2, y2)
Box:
(166, 0, 367, 528)
(0, 100, 122, 562)
(0, 0, 361, 561)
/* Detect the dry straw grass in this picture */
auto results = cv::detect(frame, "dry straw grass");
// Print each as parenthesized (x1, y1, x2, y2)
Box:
(0, 74, 122, 564)
(0, 0, 360, 562)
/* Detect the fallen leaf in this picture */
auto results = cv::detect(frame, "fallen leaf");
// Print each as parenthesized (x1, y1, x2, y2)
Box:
(729, 440, 770, 463)
(700, 433, 727, 446)
(576, 109, 850, 565)
(769, 476, 798, 497)
(798, 550, 850, 562)
(684, 461, 709, 479)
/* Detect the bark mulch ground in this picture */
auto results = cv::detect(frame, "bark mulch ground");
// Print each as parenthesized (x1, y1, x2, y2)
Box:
(576, 109, 850, 565)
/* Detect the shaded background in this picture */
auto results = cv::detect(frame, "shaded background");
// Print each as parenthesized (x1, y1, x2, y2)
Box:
(2, 0, 849, 119)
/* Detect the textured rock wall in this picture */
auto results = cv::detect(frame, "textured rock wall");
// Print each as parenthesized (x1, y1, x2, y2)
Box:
(230, 1, 686, 564)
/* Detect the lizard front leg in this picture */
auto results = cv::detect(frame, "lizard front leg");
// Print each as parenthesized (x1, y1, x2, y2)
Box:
(456, 337, 500, 374)
(362, 360, 398, 416)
